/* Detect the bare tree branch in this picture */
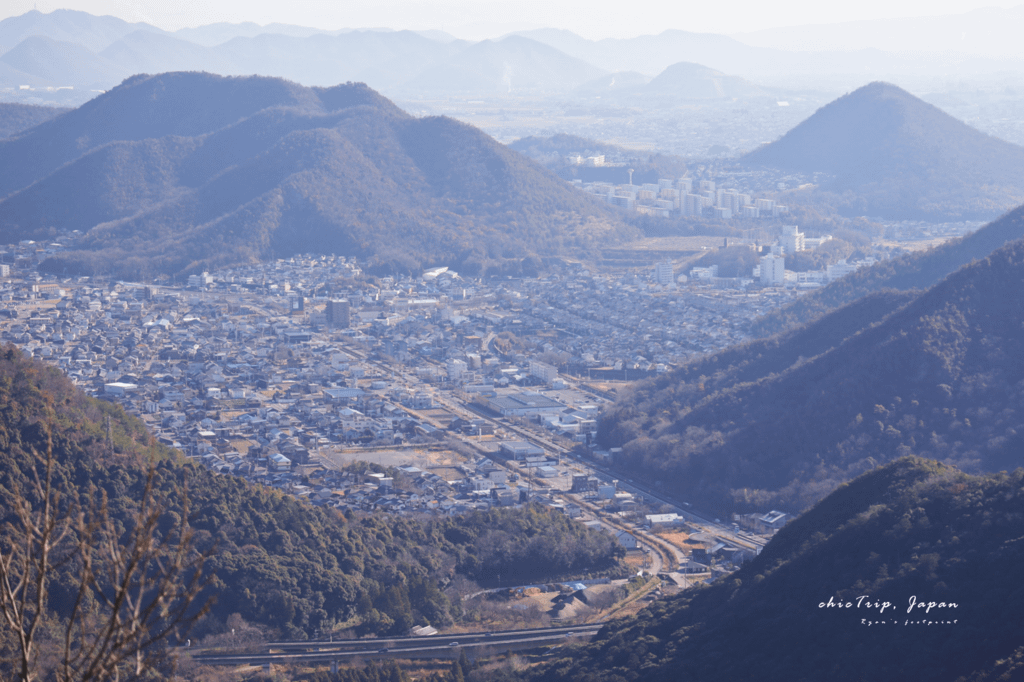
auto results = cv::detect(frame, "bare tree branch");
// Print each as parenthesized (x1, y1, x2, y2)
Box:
(0, 441, 213, 682)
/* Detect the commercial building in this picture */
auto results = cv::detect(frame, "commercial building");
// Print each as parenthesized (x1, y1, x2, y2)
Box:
(500, 441, 546, 460)
(488, 392, 565, 417)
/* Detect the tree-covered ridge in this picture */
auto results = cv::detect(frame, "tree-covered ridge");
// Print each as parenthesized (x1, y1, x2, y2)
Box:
(0, 71, 636, 278)
(630, 288, 916, 401)
(0, 102, 70, 140)
(529, 457, 1024, 682)
(751, 203, 1024, 336)
(0, 346, 623, 655)
(599, 237, 1024, 513)
(743, 82, 1024, 220)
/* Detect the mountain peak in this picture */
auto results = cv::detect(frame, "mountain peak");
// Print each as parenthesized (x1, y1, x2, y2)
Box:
(743, 81, 1024, 219)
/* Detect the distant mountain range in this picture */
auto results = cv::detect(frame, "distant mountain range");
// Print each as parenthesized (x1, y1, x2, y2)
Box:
(0, 9, 782, 103)
(0, 72, 634, 279)
(509, 27, 1024, 85)
(744, 82, 1024, 220)
(410, 35, 604, 94)
(599, 225, 1024, 513)
(6, 8, 1024, 105)
(529, 456, 1024, 682)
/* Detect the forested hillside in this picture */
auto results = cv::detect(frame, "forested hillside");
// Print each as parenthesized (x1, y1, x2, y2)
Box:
(599, 237, 1024, 512)
(0, 102, 69, 139)
(0, 345, 623, 669)
(0, 72, 635, 279)
(528, 457, 1024, 682)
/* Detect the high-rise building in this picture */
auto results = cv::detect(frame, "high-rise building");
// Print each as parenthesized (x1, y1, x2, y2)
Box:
(683, 194, 703, 216)
(326, 299, 350, 327)
(781, 225, 805, 253)
(653, 261, 674, 286)
(760, 254, 786, 286)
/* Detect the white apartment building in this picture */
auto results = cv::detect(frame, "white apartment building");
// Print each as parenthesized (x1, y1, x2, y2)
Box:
(447, 358, 468, 381)
(653, 261, 675, 285)
(760, 254, 786, 286)
(529, 360, 559, 383)
(781, 225, 805, 253)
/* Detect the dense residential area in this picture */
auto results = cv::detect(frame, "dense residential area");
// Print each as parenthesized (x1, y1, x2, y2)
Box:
(0, 236, 792, 585)
(0, 238, 801, 469)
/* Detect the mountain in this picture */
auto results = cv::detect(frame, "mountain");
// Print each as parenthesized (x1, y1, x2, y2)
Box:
(571, 62, 763, 103)
(0, 102, 70, 139)
(644, 61, 764, 99)
(0, 71, 633, 278)
(529, 457, 1024, 682)
(598, 234, 1024, 513)
(511, 28, 938, 82)
(0, 71, 328, 197)
(744, 82, 1024, 220)
(171, 21, 333, 46)
(514, 28, 771, 76)
(751, 205, 1024, 336)
(213, 30, 467, 91)
(407, 35, 606, 94)
(99, 30, 232, 76)
(0, 8, 163, 54)
(0, 27, 470, 94)
(0, 35, 125, 88)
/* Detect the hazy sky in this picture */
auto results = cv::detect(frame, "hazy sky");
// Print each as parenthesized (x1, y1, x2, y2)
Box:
(3, 0, 1023, 39)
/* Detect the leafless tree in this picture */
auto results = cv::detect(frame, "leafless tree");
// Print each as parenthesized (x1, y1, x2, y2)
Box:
(0, 444, 212, 681)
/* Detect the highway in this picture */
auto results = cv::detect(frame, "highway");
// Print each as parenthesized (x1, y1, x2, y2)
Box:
(188, 625, 601, 666)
